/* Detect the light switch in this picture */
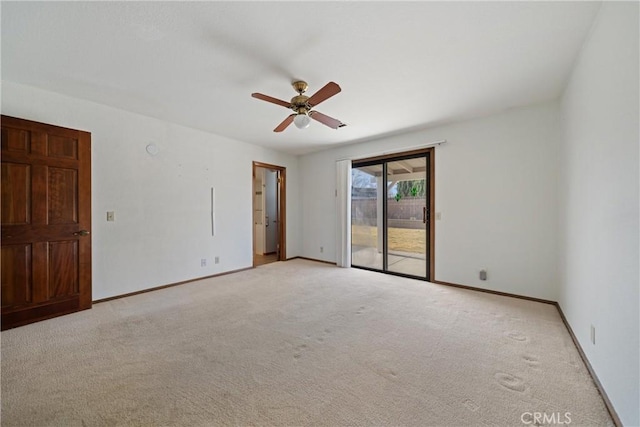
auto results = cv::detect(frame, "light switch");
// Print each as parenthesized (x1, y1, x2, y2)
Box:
(106, 211, 115, 222)
(436, 212, 442, 220)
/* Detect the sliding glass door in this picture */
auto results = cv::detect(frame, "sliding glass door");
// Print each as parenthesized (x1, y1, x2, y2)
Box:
(351, 151, 429, 280)
(351, 163, 383, 270)
(386, 156, 427, 277)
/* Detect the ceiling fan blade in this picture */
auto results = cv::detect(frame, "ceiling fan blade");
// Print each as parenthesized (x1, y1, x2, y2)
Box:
(307, 82, 341, 108)
(274, 114, 296, 132)
(252, 93, 291, 108)
(309, 111, 346, 129)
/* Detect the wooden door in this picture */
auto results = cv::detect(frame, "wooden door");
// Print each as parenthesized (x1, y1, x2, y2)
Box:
(1, 115, 91, 330)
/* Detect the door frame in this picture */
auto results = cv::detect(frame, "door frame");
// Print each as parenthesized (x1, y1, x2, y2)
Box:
(351, 147, 435, 281)
(252, 161, 286, 265)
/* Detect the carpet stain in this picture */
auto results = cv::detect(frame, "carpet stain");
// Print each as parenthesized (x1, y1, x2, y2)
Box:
(293, 343, 308, 360)
(494, 372, 527, 393)
(371, 366, 398, 380)
(328, 312, 345, 322)
(522, 354, 540, 367)
(366, 349, 401, 380)
(505, 331, 529, 342)
(462, 398, 480, 412)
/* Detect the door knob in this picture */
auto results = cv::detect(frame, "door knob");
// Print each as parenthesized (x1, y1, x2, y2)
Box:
(74, 230, 90, 236)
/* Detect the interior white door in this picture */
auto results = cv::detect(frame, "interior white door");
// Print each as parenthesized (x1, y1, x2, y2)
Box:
(254, 170, 264, 255)
(264, 170, 278, 254)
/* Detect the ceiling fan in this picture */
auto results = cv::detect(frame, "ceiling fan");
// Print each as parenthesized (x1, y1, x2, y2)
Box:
(252, 81, 346, 132)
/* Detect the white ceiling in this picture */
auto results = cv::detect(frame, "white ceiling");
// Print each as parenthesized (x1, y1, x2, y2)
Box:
(1, 1, 601, 155)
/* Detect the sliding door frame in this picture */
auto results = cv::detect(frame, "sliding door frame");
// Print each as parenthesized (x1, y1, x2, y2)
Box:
(351, 147, 435, 281)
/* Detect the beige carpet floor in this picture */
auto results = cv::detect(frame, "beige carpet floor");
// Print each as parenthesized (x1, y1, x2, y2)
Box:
(1, 259, 613, 426)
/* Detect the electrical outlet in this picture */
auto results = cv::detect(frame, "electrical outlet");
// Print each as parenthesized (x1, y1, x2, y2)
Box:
(320, 246, 324, 253)
(479, 269, 488, 281)
(201, 258, 207, 267)
(214, 256, 220, 264)
(590, 325, 596, 345)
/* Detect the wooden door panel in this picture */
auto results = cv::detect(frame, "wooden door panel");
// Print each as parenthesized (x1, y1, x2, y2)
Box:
(2, 299, 80, 329)
(49, 241, 79, 298)
(48, 167, 78, 224)
(1, 115, 91, 330)
(48, 134, 78, 159)
(0, 127, 30, 153)
(1, 244, 32, 307)
(1, 163, 31, 225)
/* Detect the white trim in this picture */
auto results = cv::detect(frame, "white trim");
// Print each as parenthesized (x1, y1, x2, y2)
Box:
(335, 159, 352, 268)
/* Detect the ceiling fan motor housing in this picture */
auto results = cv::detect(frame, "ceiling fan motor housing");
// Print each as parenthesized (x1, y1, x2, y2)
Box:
(292, 80, 308, 94)
(291, 94, 310, 115)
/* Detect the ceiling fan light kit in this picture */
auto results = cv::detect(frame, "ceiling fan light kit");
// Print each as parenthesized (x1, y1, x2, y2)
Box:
(293, 114, 311, 129)
(252, 80, 346, 132)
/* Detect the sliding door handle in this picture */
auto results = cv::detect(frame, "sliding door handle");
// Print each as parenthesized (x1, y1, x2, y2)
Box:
(423, 207, 427, 224)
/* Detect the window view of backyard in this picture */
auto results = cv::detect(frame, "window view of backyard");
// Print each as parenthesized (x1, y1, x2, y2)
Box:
(351, 224, 426, 253)
(351, 158, 428, 278)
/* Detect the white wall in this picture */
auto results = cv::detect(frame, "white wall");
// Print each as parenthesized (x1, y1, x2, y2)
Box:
(558, 2, 639, 425)
(1, 81, 301, 300)
(300, 102, 560, 301)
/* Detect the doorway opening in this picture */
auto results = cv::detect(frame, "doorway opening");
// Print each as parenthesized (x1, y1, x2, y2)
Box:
(252, 162, 286, 267)
(351, 148, 435, 281)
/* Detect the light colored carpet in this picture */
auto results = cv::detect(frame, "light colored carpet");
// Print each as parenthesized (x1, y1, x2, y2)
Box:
(1, 259, 613, 426)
